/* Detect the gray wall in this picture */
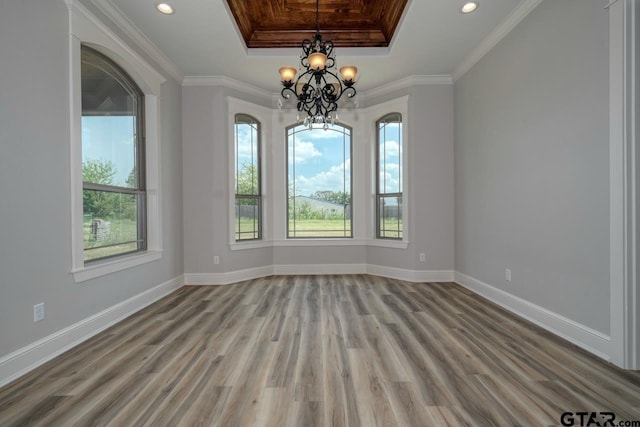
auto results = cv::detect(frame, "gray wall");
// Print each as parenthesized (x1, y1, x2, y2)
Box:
(454, 0, 609, 333)
(0, 1, 184, 357)
(182, 86, 273, 274)
(366, 85, 455, 271)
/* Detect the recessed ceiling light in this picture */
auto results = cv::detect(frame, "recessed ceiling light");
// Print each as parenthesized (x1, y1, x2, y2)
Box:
(461, 1, 479, 13)
(156, 3, 174, 14)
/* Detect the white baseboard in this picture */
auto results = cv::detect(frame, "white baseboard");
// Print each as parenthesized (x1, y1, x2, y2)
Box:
(454, 271, 612, 361)
(185, 266, 274, 285)
(367, 265, 454, 283)
(273, 263, 368, 276)
(0, 275, 184, 388)
(185, 264, 454, 285)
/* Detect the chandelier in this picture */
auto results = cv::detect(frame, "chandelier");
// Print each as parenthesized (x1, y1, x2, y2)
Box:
(278, 0, 357, 129)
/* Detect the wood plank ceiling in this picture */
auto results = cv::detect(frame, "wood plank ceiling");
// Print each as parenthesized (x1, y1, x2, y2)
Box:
(225, 0, 409, 48)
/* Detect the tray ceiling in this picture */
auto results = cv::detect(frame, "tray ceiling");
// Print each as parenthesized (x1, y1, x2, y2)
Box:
(225, 0, 409, 48)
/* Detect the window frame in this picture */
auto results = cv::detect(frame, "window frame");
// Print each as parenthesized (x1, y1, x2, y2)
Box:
(68, 0, 165, 282)
(81, 45, 148, 261)
(365, 96, 409, 248)
(286, 122, 354, 239)
(375, 112, 403, 240)
(234, 113, 262, 242)
(227, 97, 272, 250)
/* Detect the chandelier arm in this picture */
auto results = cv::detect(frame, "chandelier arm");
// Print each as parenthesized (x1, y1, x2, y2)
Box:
(325, 57, 335, 70)
(281, 87, 296, 99)
(342, 86, 357, 99)
(324, 41, 334, 58)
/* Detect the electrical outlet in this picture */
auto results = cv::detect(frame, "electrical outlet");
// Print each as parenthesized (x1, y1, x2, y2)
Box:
(419, 252, 426, 262)
(214, 256, 220, 265)
(505, 268, 512, 282)
(33, 303, 45, 323)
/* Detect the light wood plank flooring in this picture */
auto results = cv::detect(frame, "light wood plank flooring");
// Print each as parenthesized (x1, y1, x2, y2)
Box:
(1, 275, 639, 426)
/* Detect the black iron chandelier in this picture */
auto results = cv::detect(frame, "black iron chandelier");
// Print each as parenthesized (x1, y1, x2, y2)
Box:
(278, 0, 357, 129)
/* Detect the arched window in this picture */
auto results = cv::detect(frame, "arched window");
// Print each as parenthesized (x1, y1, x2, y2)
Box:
(234, 114, 262, 241)
(376, 113, 403, 239)
(81, 46, 146, 261)
(287, 123, 352, 238)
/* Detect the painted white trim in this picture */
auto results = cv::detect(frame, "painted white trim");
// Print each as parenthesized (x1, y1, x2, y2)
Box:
(229, 241, 273, 251)
(368, 265, 454, 283)
(66, 1, 166, 92)
(0, 275, 184, 388)
(88, 0, 184, 83)
(451, 0, 544, 81)
(185, 75, 449, 112)
(67, 1, 164, 281)
(609, 0, 639, 370)
(605, 0, 621, 9)
(454, 272, 612, 362)
(272, 239, 366, 247)
(227, 97, 274, 247)
(274, 264, 368, 276)
(185, 267, 274, 285)
(363, 96, 410, 243)
(365, 239, 409, 249)
(185, 265, 453, 285)
(360, 75, 453, 102)
(72, 251, 162, 282)
(183, 76, 273, 100)
(609, 0, 626, 369)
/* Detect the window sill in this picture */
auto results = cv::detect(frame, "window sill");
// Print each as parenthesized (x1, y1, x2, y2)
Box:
(273, 239, 366, 247)
(229, 239, 409, 250)
(366, 239, 409, 249)
(72, 250, 162, 283)
(232, 239, 367, 249)
(229, 240, 272, 251)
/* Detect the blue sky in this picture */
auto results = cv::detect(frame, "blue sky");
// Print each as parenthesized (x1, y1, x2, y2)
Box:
(287, 124, 351, 197)
(82, 116, 136, 187)
(378, 121, 402, 194)
(236, 121, 402, 197)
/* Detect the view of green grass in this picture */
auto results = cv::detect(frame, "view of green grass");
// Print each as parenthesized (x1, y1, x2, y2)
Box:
(235, 217, 402, 239)
(288, 219, 352, 237)
(379, 218, 403, 239)
(83, 218, 139, 260)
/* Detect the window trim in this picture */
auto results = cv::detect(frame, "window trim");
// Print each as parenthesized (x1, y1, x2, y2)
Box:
(227, 97, 272, 250)
(68, 0, 165, 282)
(365, 96, 409, 245)
(81, 45, 148, 262)
(227, 96, 408, 250)
(234, 113, 263, 242)
(375, 112, 403, 240)
(285, 122, 354, 239)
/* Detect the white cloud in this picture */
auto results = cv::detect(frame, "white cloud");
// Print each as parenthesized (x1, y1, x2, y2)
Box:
(295, 161, 351, 195)
(379, 162, 401, 192)
(235, 125, 258, 163)
(289, 140, 322, 163)
(382, 140, 401, 157)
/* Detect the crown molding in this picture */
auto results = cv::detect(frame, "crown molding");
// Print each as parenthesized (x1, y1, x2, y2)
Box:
(185, 74, 450, 107)
(360, 75, 453, 101)
(183, 75, 278, 100)
(87, 0, 184, 83)
(451, 0, 544, 81)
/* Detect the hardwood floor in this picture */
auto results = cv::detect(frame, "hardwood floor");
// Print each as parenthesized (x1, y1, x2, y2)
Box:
(1, 275, 639, 426)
